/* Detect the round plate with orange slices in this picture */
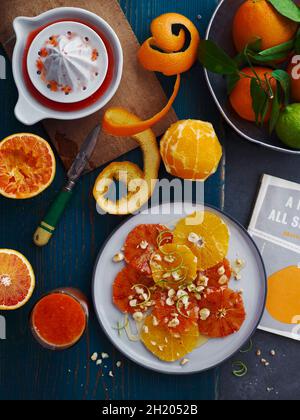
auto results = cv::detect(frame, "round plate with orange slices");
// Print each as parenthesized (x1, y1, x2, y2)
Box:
(93, 202, 266, 374)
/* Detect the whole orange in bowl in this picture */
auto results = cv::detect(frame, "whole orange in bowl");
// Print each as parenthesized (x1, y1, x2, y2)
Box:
(288, 56, 300, 102)
(160, 120, 222, 181)
(0, 133, 56, 199)
(229, 67, 276, 122)
(232, 0, 298, 53)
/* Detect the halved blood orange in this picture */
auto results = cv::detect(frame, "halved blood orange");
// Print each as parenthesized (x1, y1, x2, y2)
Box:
(152, 291, 199, 334)
(150, 243, 198, 288)
(0, 133, 56, 199)
(141, 314, 201, 362)
(202, 259, 232, 289)
(124, 224, 172, 276)
(173, 211, 230, 270)
(198, 287, 246, 338)
(113, 266, 154, 314)
(0, 249, 35, 310)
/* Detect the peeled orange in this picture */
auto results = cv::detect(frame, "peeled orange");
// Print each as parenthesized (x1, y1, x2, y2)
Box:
(0, 133, 56, 199)
(0, 249, 35, 310)
(173, 211, 230, 270)
(160, 120, 222, 181)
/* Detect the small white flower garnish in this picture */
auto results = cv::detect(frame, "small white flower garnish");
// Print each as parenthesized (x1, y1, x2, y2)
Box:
(218, 266, 225, 276)
(218, 275, 228, 285)
(198, 275, 209, 287)
(177, 289, 188, 299)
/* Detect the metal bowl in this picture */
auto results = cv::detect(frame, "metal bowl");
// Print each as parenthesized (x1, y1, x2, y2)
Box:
(204, 0, 300, 155)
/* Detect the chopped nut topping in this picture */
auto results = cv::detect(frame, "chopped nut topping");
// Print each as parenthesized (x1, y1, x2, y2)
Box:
(139, 240, 149, 250)
(152, 316, 159, 326)
(96, 359, 102, 366)
(164, 255, 176, 263)
(91, 352, 98, 362)
(113, 252, 125, 263)
(168, 289, 176, 298)
(101, 353, 109, 359)
(151, 341, 157, 346)
(158, 346, 164, 352)
(256, 350, 262, 357)
(198, 275, 209, 287)
(133, 311, 144, 322)
(129, 299, 137, 307)
(166, 297, 174, 306)
(270, 350, 276, 357)
(116, 361, 122, 368)
(143, 325, 149, 334)
(199, 308, 210, 321)
(109, 371, 114, 377)
(180, 358, 189, 366)
(218, 266, 225, 275)
(188, 232, 200, 243)
(168, 318, 180, 328)
(218, 275, 228, 285)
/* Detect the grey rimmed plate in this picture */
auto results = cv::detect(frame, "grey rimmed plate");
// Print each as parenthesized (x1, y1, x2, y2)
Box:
(205, 0, 300, 155)
(92, 203, 266, 374)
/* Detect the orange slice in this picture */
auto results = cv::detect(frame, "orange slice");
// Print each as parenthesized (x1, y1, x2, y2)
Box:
(124, 224, 172, 276)
(113, 266, 154, 314)
(0, 249, 35, 310)
(152, 291, 199, 334)
(202, 259, 232, 289)
(0, 133, 56, 199)
(198, 288, 246, 338)
(141, 314, 201, 362)
(150, 243, 198, 288)
(173, 211, 230, 270)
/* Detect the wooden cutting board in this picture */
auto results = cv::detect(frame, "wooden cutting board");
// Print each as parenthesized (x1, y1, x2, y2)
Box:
(0, 0, 177, 171)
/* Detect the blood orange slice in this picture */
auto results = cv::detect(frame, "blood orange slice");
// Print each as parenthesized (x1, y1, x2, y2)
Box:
(113, 266, 154, 314)
(198, 287, 246, 338)
(0, 249, 35, 310)
(152, 290, 199, 334)
(202, 259, 232, 289)
(124, 224, 172, 276)
(0, 133, 56, 199)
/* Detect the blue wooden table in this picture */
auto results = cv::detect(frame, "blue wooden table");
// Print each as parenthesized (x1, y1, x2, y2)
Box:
(0, 0, 223, 400)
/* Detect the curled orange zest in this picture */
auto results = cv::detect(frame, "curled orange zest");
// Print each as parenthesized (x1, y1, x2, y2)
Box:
(103, 74, 181, 137)
(138, 13, 201, 76)
(103, 13, 200, 137)
(94, 109, 160, 215)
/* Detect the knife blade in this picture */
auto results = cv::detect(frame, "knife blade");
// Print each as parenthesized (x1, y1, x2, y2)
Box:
(33, 125, 101, 247)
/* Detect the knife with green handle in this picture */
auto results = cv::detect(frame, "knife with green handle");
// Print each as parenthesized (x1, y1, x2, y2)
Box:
(33, 124, 101, 247)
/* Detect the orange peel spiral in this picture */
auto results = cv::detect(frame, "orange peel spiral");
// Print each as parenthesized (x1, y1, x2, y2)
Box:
(94, 109, 160, 215)
(103, 13, 200, 137)
(138, 13, 200, 76)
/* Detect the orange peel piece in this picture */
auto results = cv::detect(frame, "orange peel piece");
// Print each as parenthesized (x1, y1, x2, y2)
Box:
(93, 109, 160, 215)
(103, 75, 181, 137)
(138, 13, 201, 76)
(103, 13, 200, 137)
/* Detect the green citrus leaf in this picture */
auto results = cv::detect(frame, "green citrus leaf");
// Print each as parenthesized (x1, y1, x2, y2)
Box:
(269, 81, 281, 133)
(296, 28, 300, 54)
(227, 73, 240, 94)
(268, 0, 300, 22)
(198, 40, 239, 75)
(250, 78, 269, 125)
(272, 69, 291, 105)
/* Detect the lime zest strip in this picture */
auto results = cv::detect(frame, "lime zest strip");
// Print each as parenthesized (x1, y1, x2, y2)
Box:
(232, 361, 248, 377)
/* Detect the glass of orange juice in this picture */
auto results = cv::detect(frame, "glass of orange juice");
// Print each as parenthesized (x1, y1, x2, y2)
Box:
(30, 288, 88, 350)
